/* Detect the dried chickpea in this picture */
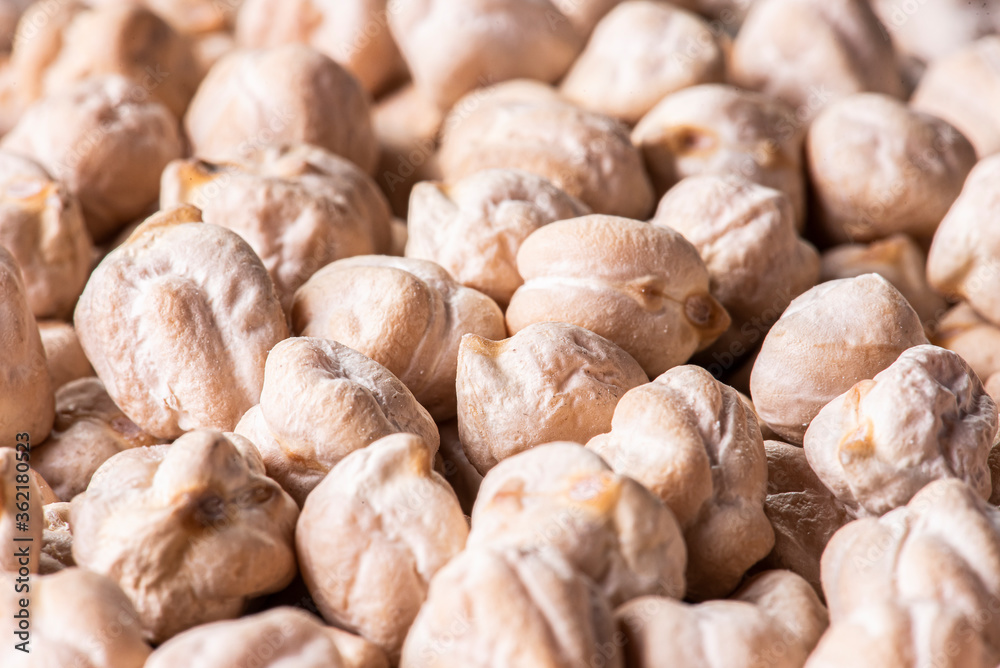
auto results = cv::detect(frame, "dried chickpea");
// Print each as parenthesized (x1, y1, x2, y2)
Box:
(400, 546, 622, 668)
(820, 234, 948, 326)
(758, 441, 851, 594)
(912, 37, 1000, 158)
(291, 255, 506, 420)
(632, 84, 807, 224)
(0, 75, 183, 242)
(730, 0, 904, 117)
(185, 44, 378, 173)
(160, 143, 394, 310)
(749, 274, 928, 444)
(6, 1, 199, 120)
(616, 570, 828, 668)
(235, 0, 406, 96)
(0, 568, 151, 667)
(74, 205, 289, 439)
(236, 337, 439, 504)
(456, 322, 648, 475)
(71, 430, 299, 643)
(931, 303, 1000, 383)
(298, 433, 468, 662)
(38, 321, 94, 391)
(0, 151, 92, 319)
(438, 85, 655, 219)
(806, 93, 976, 244)
(588, 365, 773, 600)
(468, 442, 687, 606)
(651, 175, 819, 362)
(817, 479, 1000, 665)
(387, 0, 582, 110)
(506, 215, 730, 377)
(39, 501, 73, 574)
(927, 154, 1000, 325)
(804, 345, 997, 517)
(405, 168, 590, 307)
(550, 0, 625, 36)
(0, 245, 54, 449)
(146, 607, 389, 668)
(33, 378, 165, 501)
(559, 1, 726, 125)
(0, 0, 29, 51)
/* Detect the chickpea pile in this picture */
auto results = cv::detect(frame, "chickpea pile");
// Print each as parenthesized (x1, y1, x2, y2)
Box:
(3, 1, 1000, 667)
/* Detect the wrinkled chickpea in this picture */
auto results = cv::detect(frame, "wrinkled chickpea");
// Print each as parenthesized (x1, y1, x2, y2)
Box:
(589, 365, 773, 600)
(468, 442, 687, 606)
(456, 321, 648, 475)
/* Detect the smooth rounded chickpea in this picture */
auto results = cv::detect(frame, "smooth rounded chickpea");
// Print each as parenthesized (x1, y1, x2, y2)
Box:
(291, 255, 506, 420)
(806, 93, 976, 244)
(160, 143, 394, 310)
(297, 433, 468, 662)
(507, 215, 730, 378)
(0, 151, 92, 319)
(456, 322, 648, 475)
(74, 205, 289, 439)
(632, 84, 807, 224)
(185, 44, 378, 173)
(469, 442, 687, 606)
(71, 430, 300, 643)
(589, 365, 773, 600)
(749, 274, 928, 444)
(931, 303, 1000, 384)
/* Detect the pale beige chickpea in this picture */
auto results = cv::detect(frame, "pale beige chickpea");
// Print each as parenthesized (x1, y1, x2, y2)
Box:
(39, 501, 73, 574)
(456, 322, 648, 475)
(160, 143, 394, 310)
(0, 75, 183, 242)
(0, 151, 92, 320)
(912, 37, 1000, 158)
(438, 84, 655, 219)
(616, 570, 828, 668)
(468, 442, 687, 606)
(405, 168, 590, 307)
(549, 0, 625, 36)
(730, 0, 904, 118)
(560, 1, 726, 125)
(236, 0, 406, 96)
(816, 479, 1000, 665)
(291, 255, 505, 420)
(0, 568, 151, 667)
(927, 154, 1000, 326)
(931, 303, 1000, 383)
(821, 234, 948, 326)
(0, 245, 54, 449)
(387, 0, 582, 110)
(749, 274, 928, 444)
(146, 607, 389, 668)
(0, 448, 43, 574)
(806, 93, 976, 244)
(298, 433, 468, 662)
(632, 84, 807, 225)
(758, 441, 851, 594)
(651, 175, 819, 363)
(38, 321, 94, 390)
(373, 82, 444, 217)
(588, 365, 773, 600)
(805, 345, 997, 518)
(33, 378, 166, 501)
(88, 0, 244, 35)
(506, 215, 730, 377)
(74, 205, 289, 439)
(0, 0, 30, 51)
(5, 1, 199, 120)
(400, 546, 622, 668)
(185, 44, 378, 173)
(71, 430, 299, 643)
(236, 337, 439, 505)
